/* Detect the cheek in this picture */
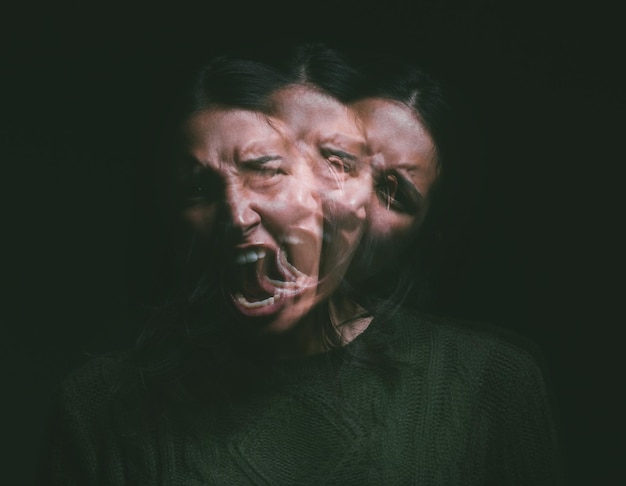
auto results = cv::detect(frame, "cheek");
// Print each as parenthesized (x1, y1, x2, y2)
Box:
(324, 173, 372, 222)
(318, 175, 372, 283)
(368, 200, 418, 244)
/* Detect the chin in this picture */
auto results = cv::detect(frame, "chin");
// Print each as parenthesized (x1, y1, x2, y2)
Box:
(232, 290, 318, 336)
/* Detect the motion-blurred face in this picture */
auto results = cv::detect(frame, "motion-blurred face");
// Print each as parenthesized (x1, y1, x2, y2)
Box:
(271, 85, 372, 297)
(352, 98, 439, 276)
(180, 109, 324, 333)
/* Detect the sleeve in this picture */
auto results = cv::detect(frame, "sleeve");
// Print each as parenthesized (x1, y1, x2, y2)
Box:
(37, 358, 130, 485)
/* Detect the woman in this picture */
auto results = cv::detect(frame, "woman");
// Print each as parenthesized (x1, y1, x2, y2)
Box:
(39, 52, 377, 484)
(40, 45, 562, 485)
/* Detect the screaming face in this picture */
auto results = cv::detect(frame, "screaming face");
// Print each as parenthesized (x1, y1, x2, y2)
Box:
(270, 85, 372, 299)
(180, 109, 324, 333)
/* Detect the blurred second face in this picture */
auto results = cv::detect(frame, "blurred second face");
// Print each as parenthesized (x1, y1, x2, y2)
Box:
(352, 98, 439, 277)
(271, 85, 372, 296)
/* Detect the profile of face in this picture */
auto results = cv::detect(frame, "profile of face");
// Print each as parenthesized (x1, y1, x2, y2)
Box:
(179, 109, 324, 334)
(270, 85, 372, 297)
(351, 98, 439, 277)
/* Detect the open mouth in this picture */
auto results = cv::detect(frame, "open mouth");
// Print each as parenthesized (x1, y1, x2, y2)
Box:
(228, 240, 317, 318)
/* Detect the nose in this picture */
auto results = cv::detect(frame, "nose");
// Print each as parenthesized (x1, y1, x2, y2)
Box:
(224, 185, 261, 236)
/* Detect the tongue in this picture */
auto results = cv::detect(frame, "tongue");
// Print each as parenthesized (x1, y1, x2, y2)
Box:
(239, 262, 274, 301)
(234, 247, 307, 302)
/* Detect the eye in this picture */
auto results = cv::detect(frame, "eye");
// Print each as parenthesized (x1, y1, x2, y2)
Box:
(241, 155, 287, 187)
(376, 171, 422, 215)
(321, 148, 356, 175)
(327, 154, 352, 173)
(251, 166, 284, 177)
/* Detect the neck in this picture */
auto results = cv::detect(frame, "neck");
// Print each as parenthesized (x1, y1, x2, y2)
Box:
(329, 296, 373, 345)
(254, 297, 374, 361)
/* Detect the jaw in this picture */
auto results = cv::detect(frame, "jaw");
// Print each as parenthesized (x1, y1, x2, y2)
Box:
(227, 230, 321, 328)
(317, 208, 367, 300)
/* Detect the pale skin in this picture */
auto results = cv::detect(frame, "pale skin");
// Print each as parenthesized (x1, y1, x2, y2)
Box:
(180, 106, 373, 358)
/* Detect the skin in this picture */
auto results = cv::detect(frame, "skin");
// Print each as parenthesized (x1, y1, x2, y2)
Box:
(180, 109, 324, 340)
(270, 85, 373, 305)
(351, 97, 440, 279)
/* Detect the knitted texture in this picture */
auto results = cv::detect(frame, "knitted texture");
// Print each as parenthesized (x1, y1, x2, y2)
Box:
(39, 307, 563, 485)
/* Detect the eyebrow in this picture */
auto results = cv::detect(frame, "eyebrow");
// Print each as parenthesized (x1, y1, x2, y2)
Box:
(394, 162, 423, 174)
(319, 132, 366, 154)
(322, 148, 358, 161)
(239, 155, 283, 164)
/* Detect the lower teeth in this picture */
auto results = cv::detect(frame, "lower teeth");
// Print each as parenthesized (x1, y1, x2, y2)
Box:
(236, 293, 278, 309)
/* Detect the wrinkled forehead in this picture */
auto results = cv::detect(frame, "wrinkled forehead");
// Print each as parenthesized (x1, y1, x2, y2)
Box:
(352, 97, 435, 162)
(271, 85, 367, 151)
(182, 108, 293, 162)
(353, 98, 428, 141)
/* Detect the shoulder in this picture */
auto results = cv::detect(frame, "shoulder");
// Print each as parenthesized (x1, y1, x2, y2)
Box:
(53, 352, 136, 426)
(386, 306, 560, 435)
(387, 305, 549, 381)
(59, 352, 129, 396)
(39, 353, 140, 483)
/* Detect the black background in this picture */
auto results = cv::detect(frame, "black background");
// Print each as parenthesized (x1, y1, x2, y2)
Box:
(3, 1, 623, 484)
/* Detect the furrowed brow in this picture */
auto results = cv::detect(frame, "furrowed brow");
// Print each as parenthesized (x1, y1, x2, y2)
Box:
(324, 149, 358, 161)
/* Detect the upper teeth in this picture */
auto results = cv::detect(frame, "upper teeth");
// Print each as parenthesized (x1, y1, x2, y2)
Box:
(235, 248, 266, 265)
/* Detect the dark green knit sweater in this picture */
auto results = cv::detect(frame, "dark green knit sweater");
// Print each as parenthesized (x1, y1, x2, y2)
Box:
(40, 307, 562, 485)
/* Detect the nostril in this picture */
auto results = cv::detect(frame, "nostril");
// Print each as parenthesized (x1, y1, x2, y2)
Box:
(225, 194, 261, 236)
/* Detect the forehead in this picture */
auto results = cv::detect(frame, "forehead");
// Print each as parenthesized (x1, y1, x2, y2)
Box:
(272, 85, 365, 140)
(353, 98, 434, 158)
(183, 109, 289, 161)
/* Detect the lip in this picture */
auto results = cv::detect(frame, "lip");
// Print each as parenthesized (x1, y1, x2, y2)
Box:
(227, 242, 315, 318)
(230, 290, 287, 318)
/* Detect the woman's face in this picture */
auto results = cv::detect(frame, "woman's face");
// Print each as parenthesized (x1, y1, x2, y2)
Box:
(351, 98, 439, 276)
(180, 109, 324, 333)
(271, 85, 372, 297)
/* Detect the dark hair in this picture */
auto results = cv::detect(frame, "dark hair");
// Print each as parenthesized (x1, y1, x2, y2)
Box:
(177, 55, 290, 117)
(272, 42, 365, 103)
(228, 40, 365, 104)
